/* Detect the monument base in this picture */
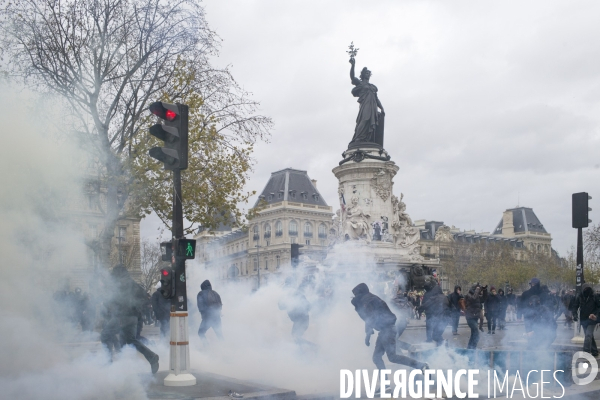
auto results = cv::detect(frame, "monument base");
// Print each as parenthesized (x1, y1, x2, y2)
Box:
(164, 372, 197, 386)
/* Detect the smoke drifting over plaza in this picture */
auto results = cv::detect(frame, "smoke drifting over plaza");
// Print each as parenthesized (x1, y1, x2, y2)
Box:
(2, 1, 600, 399)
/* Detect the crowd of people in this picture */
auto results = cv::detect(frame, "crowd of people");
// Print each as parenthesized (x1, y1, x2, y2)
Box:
(55, 266, 600, 377)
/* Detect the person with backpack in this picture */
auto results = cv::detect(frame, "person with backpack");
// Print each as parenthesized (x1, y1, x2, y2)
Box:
(420, 278, 449, 346)
(197, 280, 223, 341)
(571, 283, 600, 356)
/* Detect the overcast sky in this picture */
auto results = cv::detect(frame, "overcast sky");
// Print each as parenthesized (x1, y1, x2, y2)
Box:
(141, 0, 600, 256)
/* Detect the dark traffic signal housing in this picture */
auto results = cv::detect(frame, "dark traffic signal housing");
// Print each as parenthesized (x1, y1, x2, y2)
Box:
(573, 192, 592, 228)
(159, 267, 175, 299)
(148, 102, 189, 170)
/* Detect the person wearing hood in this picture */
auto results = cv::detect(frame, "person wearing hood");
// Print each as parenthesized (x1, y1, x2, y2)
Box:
(151, 281, 171, 338)
(519, 278, 544, 331)
(465, 284, 488, 349)
(505, 288, 516, 322)
(484, 287, 499, 334)
(197, 279, 223, 341)
(447, 285, 464, 335)
(351, 283, 428, 373)
(101, 265, 159, 373)
(420, 278, 449, 346)
(278, 278, 312, 344)
(571, 283, 600, 356)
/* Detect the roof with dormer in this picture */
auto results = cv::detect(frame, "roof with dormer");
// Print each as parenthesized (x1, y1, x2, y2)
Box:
(492, 207, 548, 235)
(253, 168, 328, 208)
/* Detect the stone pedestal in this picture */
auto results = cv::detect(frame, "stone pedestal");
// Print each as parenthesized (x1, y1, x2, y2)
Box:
(324, 146, 438, 273)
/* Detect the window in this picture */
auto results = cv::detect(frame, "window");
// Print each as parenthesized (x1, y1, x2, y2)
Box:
(305, 239, 310, 246)
(318, 223, 327, 238)
(266, 240, 270, 246)
(253, 225, 259, 241)
(268, 195, 273, 201)
(254, 259, 258, 271)
(275, 220, 283, 236)
(89, 224, 98, 238)
(290, 191, 296, 199)
(276, 255, 280, 268)
(265, 258, 269, 270)
(302, 193, 308, 200)
(314, 195, 319, 201)
(304, 222, 313, 237)
(87, 195, 97, 210)
(289, 220, 298, 236)
(119, 252, 126, 264)
(264, 223, 271, 238)
(278, 192, 283, 199)
(118, 226, 126, 239)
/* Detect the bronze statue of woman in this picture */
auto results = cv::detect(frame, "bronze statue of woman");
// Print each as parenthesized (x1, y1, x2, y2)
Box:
(349, 58, 385, 147)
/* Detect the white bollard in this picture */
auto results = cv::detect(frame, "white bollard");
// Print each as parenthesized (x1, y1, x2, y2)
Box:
(164, 312, 196, 386)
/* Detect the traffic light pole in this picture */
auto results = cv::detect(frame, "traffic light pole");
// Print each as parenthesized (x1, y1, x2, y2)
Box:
(164, 168, 196, 386)
(572, 226, 585, 344)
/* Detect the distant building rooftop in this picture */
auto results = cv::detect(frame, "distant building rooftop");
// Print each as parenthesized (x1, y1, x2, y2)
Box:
(253, 168, 328, 208)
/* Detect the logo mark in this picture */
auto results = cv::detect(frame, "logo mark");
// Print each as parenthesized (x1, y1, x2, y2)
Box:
(572, 351, 599, 385)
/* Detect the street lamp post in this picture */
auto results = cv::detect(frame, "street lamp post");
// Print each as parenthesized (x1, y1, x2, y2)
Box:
(255, 244, 261, 289)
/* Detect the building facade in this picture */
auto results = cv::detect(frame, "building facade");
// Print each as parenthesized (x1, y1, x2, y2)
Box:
(195, 168, 333, 285)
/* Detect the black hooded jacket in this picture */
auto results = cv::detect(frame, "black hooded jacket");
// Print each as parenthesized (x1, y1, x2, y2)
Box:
(196, 280, 222, 318)
(465, 285, 487, 319)
(421, 285, 449, 318)
(351, 283, 396, 332)
(447, 285, 463, 313)
(572, 283, 600, 322)
(151, 289, 171, 321)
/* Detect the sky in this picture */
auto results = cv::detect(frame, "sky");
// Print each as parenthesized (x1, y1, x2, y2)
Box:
(141, 0, 600, 256)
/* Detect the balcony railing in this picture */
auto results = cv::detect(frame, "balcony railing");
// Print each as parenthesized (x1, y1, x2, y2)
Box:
(275, 230, 283, 237)
(318, 233, 327, 239)
(289, 231, 298, 236)
(264, 232, 271, 238)
(304, 232, 313, 238)
(253, 234, 259, 241)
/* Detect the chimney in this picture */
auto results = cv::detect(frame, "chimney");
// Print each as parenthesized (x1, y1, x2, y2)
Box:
(311, 179, 317, 188)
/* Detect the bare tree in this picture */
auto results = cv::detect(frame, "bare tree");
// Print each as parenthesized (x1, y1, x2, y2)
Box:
(1, 0, 270, 267)
(139, 239, 163, 294)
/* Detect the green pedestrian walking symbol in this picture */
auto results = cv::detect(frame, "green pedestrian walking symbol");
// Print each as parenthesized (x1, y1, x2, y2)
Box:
(186, 242, 194, 257)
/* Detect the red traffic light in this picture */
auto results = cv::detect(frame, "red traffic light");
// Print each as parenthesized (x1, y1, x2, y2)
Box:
(161, 269, 170, 276)
(149, 102, 179, 121)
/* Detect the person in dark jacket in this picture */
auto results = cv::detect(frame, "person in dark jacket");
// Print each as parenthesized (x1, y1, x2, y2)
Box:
(100, 265, 159, 373)
(571, 283, 600, 356)
(524, 295, 557, 348)
(279, 278, 311, 343)
(465, 284, 488, 349)
(151, 283, 171, 338)
(496, 289, 508, 330)
(351, 283, 428, 372)
(447, 286, 463, 335)
(197, 280, 223, 341)
(520, 278, 544, 331)
(485, 287, 499, 334)
(420, 278, 449, 346)
(562, 290, 575, 328)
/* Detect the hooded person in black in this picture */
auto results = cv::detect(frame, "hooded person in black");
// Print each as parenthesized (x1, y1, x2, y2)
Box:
(496, 289, 508, 330)
(447, 285, 463, 335)
(197, 280, 223, 341)
(420, 278, 449, 346)
(100, 265, 159, 373)
(571, 283, 600, 356)
(278, 278, 312, 343)
(465, 284, 487, 349)
(351, 283, 428, 372)
(151, 282, 171, 338)
(485, 286, 499, 334)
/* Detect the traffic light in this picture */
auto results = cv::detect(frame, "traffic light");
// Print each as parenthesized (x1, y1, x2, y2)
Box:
(148, 102, 189, 170)
(160, 241, 173, 262)
(175, 238, 196, 259)
(159, 267, 175, 299)
(291, 243, 303, 267)
(573, 192, 592, 228)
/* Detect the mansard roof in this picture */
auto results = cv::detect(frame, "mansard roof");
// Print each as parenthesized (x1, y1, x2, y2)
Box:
(253, 168, 328, 207)
(493, 207, 548, 235)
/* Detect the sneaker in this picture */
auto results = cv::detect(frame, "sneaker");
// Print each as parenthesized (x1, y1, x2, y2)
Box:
(492, 331, 496, 334)
(479, 327, 485, 332)
(229, 391, 243, 399)
(487, 331, 491, 334)
(150, 355, 159, 374)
